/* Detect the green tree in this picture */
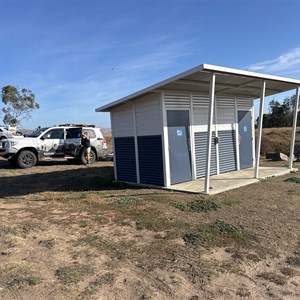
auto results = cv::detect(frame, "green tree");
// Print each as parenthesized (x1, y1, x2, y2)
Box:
(261, 95, 299, 128)
(1, 85, 40, 126)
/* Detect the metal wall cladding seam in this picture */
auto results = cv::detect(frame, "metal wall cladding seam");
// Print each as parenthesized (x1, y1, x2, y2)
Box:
(194, 132, 217, 178)
(137, 135, 164, 186)
(218, 130, 237, 173)
(114, 137, 137, 182)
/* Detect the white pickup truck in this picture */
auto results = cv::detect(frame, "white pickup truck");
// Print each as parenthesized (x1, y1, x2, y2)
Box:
(0, 125, 108, 168)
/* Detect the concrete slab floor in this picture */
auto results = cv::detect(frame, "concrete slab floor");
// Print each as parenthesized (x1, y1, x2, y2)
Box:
(167, 167, 298, 195)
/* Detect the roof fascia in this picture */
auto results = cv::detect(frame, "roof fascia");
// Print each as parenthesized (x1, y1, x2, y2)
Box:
(202, 64, 300, 85)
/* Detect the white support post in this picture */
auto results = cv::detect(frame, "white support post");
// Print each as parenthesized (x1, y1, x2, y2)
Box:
(204, 73, 216, 194)
(132, 102, 140, 183)
(254, 80, 266, 179)
(111, 112, 117, 181)
(289, 86, 300, 169)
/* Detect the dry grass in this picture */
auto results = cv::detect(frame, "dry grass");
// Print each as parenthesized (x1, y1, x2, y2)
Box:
(0, 144, 300, 299)
(260, 126, 300, 156)
(0, 157, 300, 300)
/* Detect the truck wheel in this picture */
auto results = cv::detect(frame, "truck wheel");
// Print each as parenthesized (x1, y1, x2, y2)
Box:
(17, 150, 37, 168)
(80, 149, 96, 165)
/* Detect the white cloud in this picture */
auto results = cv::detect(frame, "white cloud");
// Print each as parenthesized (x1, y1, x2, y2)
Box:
(247, 47, 300, 74)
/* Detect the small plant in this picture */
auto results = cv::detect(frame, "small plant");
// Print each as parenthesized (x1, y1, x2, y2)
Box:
(172, 198, 219, 213)
(55, 264, 94, 284)
(172, 201, 189, 211)
(284, 177, 300, 184)
(212, 220, 240, 236)
(117, 196, 136, 204)
(183, 230, 213, 246)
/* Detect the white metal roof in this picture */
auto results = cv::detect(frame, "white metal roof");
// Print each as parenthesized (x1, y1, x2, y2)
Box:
(96, 64, 300, 112)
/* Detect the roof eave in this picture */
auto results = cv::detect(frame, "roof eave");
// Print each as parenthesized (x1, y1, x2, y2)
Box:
(95, 63, 300, 112)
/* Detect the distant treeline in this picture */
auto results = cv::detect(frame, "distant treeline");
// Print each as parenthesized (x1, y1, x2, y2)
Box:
(259, 95, 300, 128)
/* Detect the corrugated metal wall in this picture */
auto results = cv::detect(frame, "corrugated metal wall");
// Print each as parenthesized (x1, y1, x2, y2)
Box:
(164, 92, 249, 179)
(218, 130, 237, 173)
(138, 135, 164, 185)
(136, 93, 162, 136)
(216, 96, 235, 125)
(114, 137, 137, 182)
(111, 90, 253, 186)
(112, 93, 165, 186)
(164, 92, 190, 108)
(194, 131, 217, 178)
(236, 97, 253, 110)
(111, 103, 134, 137)
(112, 93, 162, 137)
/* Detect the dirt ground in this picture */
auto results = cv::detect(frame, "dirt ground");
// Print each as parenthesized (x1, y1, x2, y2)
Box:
(0, 157, 300, 300)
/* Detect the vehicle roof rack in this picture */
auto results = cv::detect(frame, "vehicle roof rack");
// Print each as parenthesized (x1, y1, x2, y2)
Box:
(59, 123, 96, 128)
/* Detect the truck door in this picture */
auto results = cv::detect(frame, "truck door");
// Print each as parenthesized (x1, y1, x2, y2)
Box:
(40, 128, 65, 156)
(65, 127, 82, 155)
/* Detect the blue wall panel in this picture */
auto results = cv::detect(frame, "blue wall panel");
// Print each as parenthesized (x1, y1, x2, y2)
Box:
(114, 137, 137, 182)
(138, 135, 164, 186)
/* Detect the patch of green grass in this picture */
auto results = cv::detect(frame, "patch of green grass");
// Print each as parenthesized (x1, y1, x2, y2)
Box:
(284, 177, 300, 184)
(77, 273, 114, 300)
(19, 221, 42, 236)
(183, 230, 213, 247)
(74, 235, 125, 259)
(211, 220, 241, 236)
(183, 220, 256, 249)
(172, 198, 220, 213)
(117, 196, 136, 204)
(0, 263, 41, 287)
(0, 225, 17, 235)
(223, 199, 241, 206)
(55, 264, 94, 285)
(257, 272, 286, 285)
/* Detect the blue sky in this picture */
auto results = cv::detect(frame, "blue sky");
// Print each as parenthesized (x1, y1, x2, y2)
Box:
(1, 0, 300, 129)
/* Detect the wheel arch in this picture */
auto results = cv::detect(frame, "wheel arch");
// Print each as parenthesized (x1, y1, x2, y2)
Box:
(17, 147, 39, 161)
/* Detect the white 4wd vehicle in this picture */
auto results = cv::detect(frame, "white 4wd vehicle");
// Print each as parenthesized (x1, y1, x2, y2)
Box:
(0, 127, 14, 140)
(0, 124, 108, 168)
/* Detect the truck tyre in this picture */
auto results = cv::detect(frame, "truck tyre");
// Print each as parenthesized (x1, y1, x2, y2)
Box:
(17, 150, 37, 168)
(80, 149, 96, 165)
